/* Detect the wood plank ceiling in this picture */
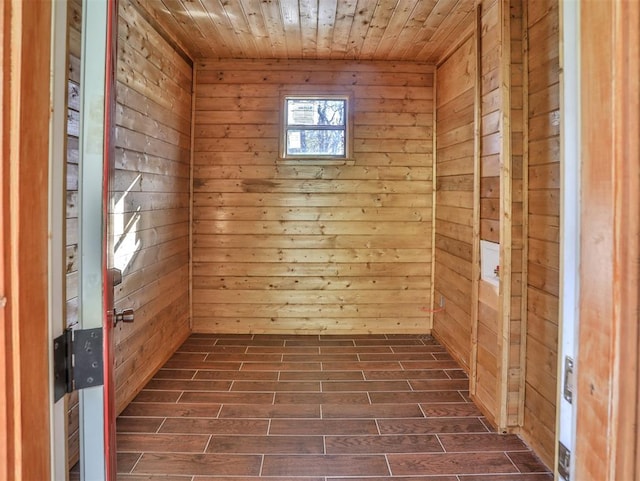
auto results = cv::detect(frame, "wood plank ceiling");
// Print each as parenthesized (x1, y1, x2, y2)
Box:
(138, 0, 476, 62)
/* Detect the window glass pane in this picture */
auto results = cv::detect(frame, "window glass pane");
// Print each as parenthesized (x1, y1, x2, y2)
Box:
(287, 99, 345, 126)
(286, 129, 345, 156)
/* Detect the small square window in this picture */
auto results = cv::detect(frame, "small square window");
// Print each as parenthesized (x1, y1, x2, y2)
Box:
(281, 95, 351, 160)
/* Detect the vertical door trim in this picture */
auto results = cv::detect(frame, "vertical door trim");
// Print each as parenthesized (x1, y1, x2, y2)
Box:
(429, 66, 437, 331)
(497, 0, 513, 432)
(469, 0, 482, 399)
(518, 0, 530, 429)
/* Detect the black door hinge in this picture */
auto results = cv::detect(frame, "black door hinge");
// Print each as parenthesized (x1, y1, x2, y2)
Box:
(53, 327, 104, 402)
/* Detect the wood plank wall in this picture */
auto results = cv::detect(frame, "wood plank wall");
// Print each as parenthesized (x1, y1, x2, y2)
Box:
(112, 0, 192, 414)
(468, 0, 525, 432)
(433, 35, 475, 370)
(65, 0, 81, 469)
(192, 59, 434, 334)
(474, 0, 501, 424)
(521, 0, 560, 466)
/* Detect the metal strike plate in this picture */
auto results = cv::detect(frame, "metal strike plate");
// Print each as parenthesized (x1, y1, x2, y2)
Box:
(110, 267, 123, 287)
(563, 356, 574, 404)
(558, 441, 571, 480)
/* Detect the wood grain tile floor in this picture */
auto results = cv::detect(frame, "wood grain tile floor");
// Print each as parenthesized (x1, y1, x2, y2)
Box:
(114, 334, 552, 480)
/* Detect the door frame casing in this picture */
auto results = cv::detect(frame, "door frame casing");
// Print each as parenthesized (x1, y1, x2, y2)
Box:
(576, 1, 640, 479)
(1, 1, 53, 480)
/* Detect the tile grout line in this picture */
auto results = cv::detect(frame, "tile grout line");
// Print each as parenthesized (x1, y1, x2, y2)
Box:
(479, 416, 493, 432)
(505, 450, 525, 473)
(202, 434, 213, 454)
(435, 432, 447, 453)
(127, 453, 143, 475)
(374, 418, 382, 435)
(383, 453, 394, 477)
(258, 454, 265, 476)
(175, 390, 185, 403)
(156, 417, 167, 434)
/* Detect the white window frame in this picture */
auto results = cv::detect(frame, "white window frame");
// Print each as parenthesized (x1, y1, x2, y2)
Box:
(280, 93, 353, 161)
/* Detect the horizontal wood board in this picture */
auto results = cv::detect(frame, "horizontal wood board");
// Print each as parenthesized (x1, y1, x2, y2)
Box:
(113, 0, 192, 414)
(192, 59, 434, 335)
(433, 33, 475, 372)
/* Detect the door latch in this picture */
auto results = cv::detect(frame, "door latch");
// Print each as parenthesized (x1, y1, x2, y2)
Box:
(114, 308, 134, 325)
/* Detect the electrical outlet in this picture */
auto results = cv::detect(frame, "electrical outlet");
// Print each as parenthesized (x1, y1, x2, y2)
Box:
(439, 295, 445, 308)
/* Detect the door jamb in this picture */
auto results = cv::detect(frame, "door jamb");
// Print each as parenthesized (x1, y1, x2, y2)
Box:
(49, 0, 70, 478)
(555, 1, 580, 479)
(77, 0, 111, 478)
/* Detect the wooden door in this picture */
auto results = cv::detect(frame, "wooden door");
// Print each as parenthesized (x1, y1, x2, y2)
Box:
(103, 0, 119, 477)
